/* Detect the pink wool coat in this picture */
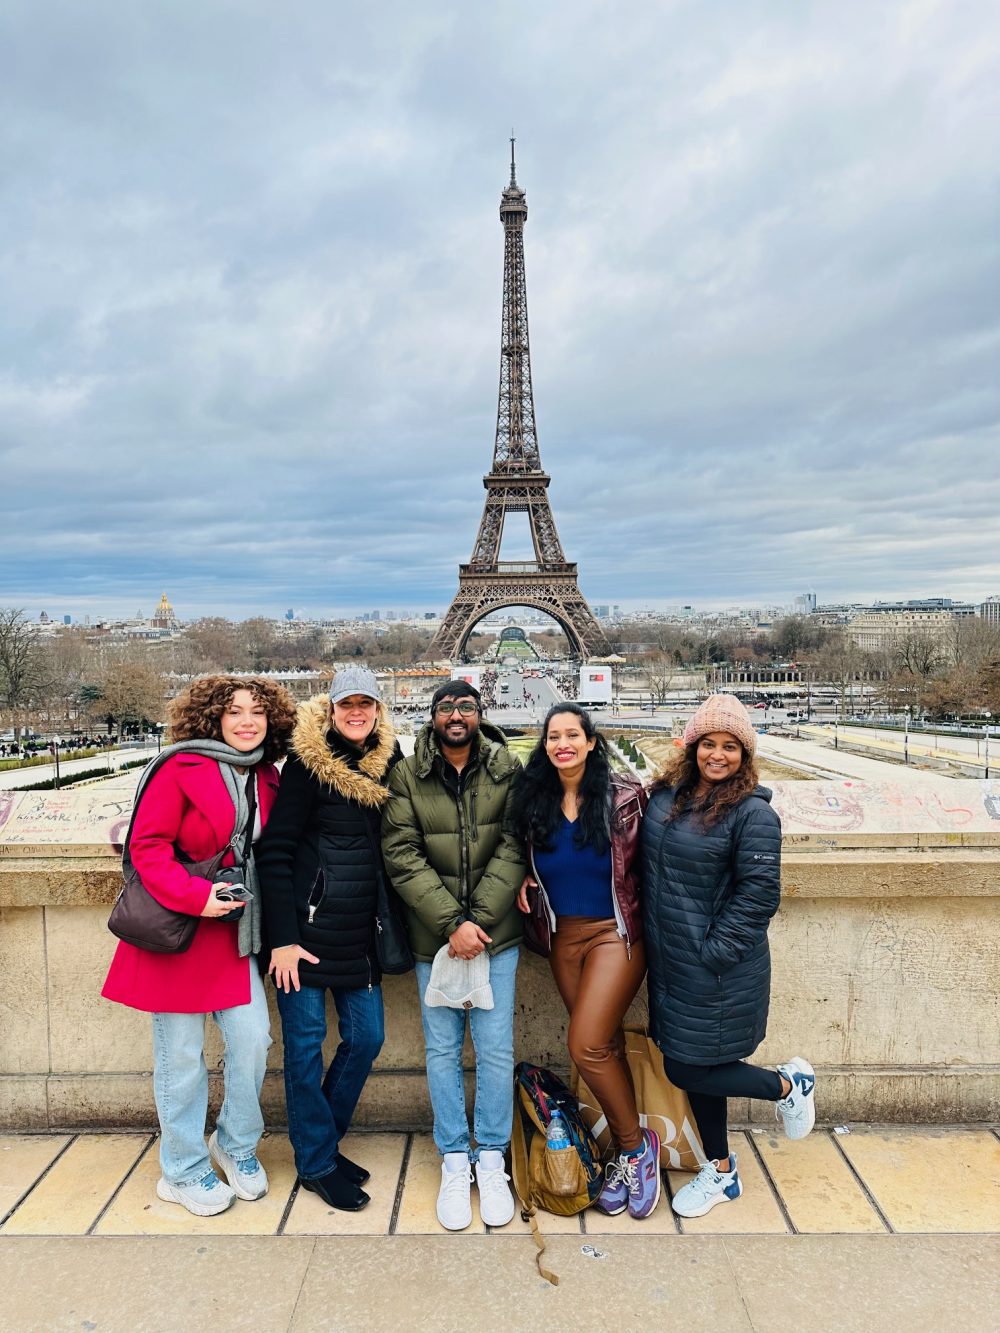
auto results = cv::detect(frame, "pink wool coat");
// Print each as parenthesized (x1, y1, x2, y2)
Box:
(102, 753, 279, 1014)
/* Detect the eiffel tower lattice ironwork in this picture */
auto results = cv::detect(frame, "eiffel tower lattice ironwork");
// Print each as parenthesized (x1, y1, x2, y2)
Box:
(426, 144, 611, 662)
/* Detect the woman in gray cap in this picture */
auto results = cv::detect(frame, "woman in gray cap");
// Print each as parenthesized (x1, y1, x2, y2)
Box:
(256, 667, 403, 1211)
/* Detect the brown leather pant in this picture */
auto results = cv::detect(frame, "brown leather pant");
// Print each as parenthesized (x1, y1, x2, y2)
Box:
(549, 917, 647, 1154)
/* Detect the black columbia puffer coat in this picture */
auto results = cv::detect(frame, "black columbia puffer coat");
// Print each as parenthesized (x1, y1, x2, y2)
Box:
(642, 784, 781, 1065)
(256, 695, 402, 991)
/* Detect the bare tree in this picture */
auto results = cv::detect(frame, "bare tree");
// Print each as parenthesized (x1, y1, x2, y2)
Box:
(0, 608, 47, 741)
(95, 662, 167, 737)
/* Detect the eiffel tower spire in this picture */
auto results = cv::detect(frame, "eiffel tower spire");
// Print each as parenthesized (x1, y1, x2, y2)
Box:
(425, 147, 610, 663)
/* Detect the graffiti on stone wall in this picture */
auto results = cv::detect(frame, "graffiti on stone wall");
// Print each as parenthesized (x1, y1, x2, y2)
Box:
(0, 790, 132, 854)
(772, 779, 999, 835)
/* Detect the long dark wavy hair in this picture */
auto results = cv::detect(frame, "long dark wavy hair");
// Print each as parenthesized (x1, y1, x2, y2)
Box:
(650, 738, 759, 828)
(511, 703, 613, 853)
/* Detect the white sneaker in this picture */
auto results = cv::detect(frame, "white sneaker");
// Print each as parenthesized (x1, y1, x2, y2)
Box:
(209, 1129, 268, 1200)
(475, 1149, 515, 1227)
(156, 1171, 236, 1217)
(776, 1057, 817, 1140)
(437, 1152, 473, 1231)
(671, 1155, 743, 1218)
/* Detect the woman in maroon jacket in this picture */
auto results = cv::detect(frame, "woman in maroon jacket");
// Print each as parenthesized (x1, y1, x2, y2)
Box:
(103, 675, 295, 1217)
(511, 704, 657, 1220)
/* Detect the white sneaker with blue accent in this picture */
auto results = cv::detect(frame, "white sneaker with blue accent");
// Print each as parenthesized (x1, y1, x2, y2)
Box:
(776, 1057, 817, 1140)
(157, 1170, 236, 1217)
(671, 1154, 743, 1218)
(209, 1129, 268, 1200)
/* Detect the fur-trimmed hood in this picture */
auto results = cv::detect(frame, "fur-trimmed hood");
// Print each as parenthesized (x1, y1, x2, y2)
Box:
(291, 693, 398, 807)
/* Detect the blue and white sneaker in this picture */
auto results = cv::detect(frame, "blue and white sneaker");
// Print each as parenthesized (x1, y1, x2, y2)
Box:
(209, 1129, 268, 1200)
(156, 1170, 236, 1217)
(776, 1057, 816, 1140)
(670, 1154, 742, 1218)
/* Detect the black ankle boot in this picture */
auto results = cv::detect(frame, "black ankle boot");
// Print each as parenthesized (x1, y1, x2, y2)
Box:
(336, 1151, 370, 1186)
(299, 1170, 370, 1212)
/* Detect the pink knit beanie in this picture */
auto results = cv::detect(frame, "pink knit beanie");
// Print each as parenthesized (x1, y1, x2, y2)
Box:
(683, 694, 757, 756)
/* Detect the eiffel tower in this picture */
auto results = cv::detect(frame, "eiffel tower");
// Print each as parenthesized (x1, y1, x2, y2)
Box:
(426, 143, 611, 662)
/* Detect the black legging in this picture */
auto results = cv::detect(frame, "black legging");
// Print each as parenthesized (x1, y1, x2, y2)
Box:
(665, 1056, 784, 1163)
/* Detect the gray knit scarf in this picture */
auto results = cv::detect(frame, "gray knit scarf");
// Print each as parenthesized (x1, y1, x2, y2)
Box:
(129, 738, 265, 958)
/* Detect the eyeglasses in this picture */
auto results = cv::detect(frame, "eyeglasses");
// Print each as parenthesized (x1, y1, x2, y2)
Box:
(434, 701, 479, 717)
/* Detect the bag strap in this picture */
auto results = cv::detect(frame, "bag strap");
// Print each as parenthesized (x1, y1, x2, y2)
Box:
(510, 1093, 559, 1288)
(236, 771, 257, 866)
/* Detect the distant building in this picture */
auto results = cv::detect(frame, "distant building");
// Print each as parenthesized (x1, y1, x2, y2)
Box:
(150, 593, 178, 630)
(793, 593, 817, 615)
(847, 608, 956, 654)
(980, 597, 1000, 625)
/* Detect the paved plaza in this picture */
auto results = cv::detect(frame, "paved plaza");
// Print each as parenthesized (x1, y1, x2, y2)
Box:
(1, 1125, 997, 1331)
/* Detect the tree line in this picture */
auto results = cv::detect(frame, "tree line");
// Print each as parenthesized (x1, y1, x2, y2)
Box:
(1, 608, 997, 741)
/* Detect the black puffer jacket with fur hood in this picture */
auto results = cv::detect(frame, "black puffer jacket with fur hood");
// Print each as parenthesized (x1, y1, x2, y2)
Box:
(257, 694, 402, 990)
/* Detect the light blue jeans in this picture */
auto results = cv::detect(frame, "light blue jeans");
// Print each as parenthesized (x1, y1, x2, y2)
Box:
(415, 945, 519, 1160)
(151, 964, 271, 1186)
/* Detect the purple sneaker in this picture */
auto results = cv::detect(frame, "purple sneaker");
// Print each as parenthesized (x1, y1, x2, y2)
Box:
(624, 1128, 661, 1219)
(594, 1157, 628, 1216)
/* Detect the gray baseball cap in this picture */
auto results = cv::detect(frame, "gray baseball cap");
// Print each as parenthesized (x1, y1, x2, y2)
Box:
(329, 665, 381, 705)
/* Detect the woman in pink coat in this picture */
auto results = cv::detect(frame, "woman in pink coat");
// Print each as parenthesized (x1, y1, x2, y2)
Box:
(103, 675, 295, 1217)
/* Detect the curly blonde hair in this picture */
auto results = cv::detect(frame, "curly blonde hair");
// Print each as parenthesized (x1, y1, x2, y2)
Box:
(651, 740, 759, 828)
(167, 675, 296, 763)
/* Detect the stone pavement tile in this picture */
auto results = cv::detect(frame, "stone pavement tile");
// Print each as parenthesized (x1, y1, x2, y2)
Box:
(94, 1132, 297, 1235)
(0, 1236, 315, 1333)
(752, 1128, 886, 1233)
(2, 1134, 149, 1235)
(282, 1132, 406, 1235)
(0, 1134, 72, 1219)
(836, 1126, 1000, 1232)
(494, 1194, 583, 1237)
(394, 1133, 485, 1234)
(668, 1133, 789, 1234)
(290, 1234, 752, 1332)
(724, 1235, 1000, 1333)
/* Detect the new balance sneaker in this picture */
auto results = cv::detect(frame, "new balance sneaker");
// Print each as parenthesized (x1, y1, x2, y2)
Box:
(475, 1149, 516, 1227)
(623, 1127, 661, 1219)
(437, 1152, 473, 1231)
(671, 1154, 743, 1218)
(156, 1170, 236, 1217)
(209, 1130, 268, 1201)
(594, 1156, 629, 1216)
(776, 1057, 817, 1140)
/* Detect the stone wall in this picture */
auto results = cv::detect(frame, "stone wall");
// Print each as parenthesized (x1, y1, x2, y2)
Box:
(1, 779, 998, 1129)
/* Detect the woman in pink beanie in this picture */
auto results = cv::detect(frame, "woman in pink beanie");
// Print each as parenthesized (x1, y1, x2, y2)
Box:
(641, 695, 817, 1218)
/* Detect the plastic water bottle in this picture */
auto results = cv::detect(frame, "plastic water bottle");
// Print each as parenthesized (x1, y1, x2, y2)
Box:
(546, 1110, 571, 1149)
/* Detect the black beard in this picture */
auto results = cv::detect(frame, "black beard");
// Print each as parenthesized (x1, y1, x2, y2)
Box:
(436, 721, 476, 749)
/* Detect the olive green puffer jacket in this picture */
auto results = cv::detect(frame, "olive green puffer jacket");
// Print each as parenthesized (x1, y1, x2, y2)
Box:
(381, 721, 525, 962)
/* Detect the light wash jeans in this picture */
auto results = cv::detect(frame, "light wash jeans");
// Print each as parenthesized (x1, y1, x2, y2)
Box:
(415, 945, 519, 1160)
(151, 964, 271, 1186)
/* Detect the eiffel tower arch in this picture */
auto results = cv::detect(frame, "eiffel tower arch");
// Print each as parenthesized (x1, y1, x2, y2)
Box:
(426, 144, 611, 663)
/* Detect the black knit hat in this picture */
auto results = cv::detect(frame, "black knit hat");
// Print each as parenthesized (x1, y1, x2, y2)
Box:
(430, 679, 482, 713)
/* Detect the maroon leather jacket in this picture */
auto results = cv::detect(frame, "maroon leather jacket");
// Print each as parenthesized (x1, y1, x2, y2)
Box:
(525, 773, 648, 957)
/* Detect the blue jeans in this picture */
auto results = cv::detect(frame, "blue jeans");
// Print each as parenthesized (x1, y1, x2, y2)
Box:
(415, 945, 519, 1160)
(151, 964, 271, 1186)
(276, 982, 385, 1181)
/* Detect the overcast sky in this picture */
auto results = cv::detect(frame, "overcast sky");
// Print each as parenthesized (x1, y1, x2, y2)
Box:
(2, 1, 998, 621)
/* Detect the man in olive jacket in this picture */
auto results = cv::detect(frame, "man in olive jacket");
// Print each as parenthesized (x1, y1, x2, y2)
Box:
(382, 680, 524, 1232)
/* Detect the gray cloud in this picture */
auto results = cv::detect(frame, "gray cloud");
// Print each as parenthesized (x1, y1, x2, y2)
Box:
(2, 0, 998, 619)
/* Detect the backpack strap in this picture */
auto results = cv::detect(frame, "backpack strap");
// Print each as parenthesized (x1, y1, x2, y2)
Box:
(510, 1092, 559, 1287)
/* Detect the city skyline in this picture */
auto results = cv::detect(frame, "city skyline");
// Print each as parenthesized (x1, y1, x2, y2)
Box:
(3, 3, 998, 619)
